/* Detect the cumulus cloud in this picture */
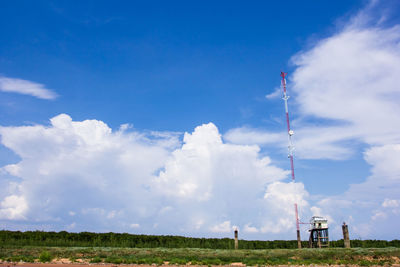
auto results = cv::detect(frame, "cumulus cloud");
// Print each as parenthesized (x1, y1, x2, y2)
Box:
(2, 1, 399, 241)
(298, 21, 400, 234)
(287, 5, 400, 238)
(265, 87, 281, 100)
(66, 222, 76, 230)
(223, 2, 400, 239)
(0, 195, 28, 220)
(155, 123, 287, 201)
(210, 221, 234, 233)
(130, 223, 140, 229)
(0, 114, 306, 238)
(0, 114, 177, 231)
(382, 199, 399, 208)
(226, 23, 400, 160)
(0, 76, 58, 99)
(224, 127, 283, 147)
(291, 26, 400, 146)
(243, 224, 259, 233)
(261, 182, 309, 234)
(152, 122, 301, 237)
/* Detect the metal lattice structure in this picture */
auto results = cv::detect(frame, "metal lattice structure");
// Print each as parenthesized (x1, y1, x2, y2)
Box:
(280, 72, 301, 249)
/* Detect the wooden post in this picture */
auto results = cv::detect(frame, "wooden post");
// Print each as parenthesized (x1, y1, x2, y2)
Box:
(342, 222, 350, 248)
(317, 231, 321, 248)
(297, 230, 302, 249)
(234, 229, 238, 250)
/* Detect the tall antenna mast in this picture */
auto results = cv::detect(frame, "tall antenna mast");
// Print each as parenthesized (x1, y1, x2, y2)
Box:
(280, 72, 302, 249)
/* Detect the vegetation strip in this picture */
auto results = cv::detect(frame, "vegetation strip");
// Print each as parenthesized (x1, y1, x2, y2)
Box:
(1, 247, 400, 266)
(1, 231, 400, 249)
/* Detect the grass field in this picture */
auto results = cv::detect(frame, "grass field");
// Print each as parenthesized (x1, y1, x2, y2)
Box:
(1, 246, 400, 266)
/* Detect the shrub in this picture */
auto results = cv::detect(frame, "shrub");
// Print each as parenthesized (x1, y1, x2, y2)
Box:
(137, 258, 147, 264)
(151, 257, 164, 265)
(90, 256, 102, 263)
(39, 251, 53, 262)
(170, 257, 188, 265)
(359, 259, 373, 266)
(105, 256, 123, 264)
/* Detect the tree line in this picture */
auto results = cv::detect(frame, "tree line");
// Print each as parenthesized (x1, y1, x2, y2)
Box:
(0, 230, 399, 249)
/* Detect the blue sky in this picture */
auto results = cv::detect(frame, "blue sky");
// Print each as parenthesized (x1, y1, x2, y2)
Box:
(0, 0, 364, 131)
(1, 0, 400, 240)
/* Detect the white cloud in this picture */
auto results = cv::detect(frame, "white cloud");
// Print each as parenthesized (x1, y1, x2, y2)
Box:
(0, 114, 306, 238)
(130, 223, 140, 229)
(243, 224, 259, 233)
(227, 24, 400, 161)
(2, 2, 399, 241)
(225, 125, 358, 160)
(382, 199, 399, 208)
(261, 181, 309, 234)
(0, 195, 28, 220)
(107, 210, 117, 219)
(264, 182, 308, 211)
(309, 206, 334, 225)
(0, 114, 176, 230)
(290, 24, 400, 152)
(289, 10, 400, 238)
(210, 221, 233, 233)
(158, 206, 173, 214)
(155, 123, 288, 202)
(66, 222, 76, 230)
(0, 76, 58, 99)
(364, 144, 400, 181)
(223, 3, 400, 239)
(300, 125, 400, 239)
(260, 218, 294, 234)
(265, 87, 281, 100)
(194, 219, 204, 230)
(151, 122, 307, 237)
(371, 211, 387, 221)
(224, 127, 283, 147)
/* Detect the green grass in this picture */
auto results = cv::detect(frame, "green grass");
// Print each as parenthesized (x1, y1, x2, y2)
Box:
(0, 246, 399, 265)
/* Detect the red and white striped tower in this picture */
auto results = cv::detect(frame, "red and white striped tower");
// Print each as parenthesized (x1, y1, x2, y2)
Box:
(280, 72, 302, 249)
